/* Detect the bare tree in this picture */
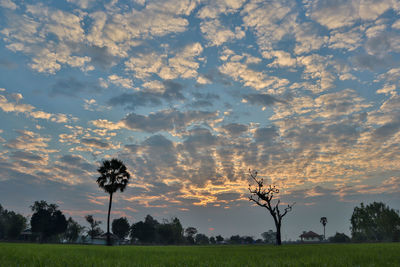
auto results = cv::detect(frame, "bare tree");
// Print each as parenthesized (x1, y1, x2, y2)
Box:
(248, 169, 294, 245)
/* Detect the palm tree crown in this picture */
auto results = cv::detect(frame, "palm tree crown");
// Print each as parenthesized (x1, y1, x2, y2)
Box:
(97, 158, 130, 194)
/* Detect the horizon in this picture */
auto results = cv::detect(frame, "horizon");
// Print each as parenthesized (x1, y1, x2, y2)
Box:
(0, 0, 399, 242)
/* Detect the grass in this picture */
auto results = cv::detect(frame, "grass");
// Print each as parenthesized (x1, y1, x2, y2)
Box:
(0, 242, 399, 266)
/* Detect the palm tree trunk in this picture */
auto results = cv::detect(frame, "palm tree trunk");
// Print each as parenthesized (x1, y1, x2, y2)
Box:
(107, 193, 113, 246)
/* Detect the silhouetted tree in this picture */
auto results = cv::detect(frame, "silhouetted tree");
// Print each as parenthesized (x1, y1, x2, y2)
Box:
(229, 235, 241, 244)
(215, 235, 224, 243)
(244, 236, 254, 244)
(158, 217, 184, 244)
(30, 200, 67, 242)
(248, 169, 295, 245)
(64, 217, 85, 243)
(0, 204, 27, 240)
(112, 217, 130, 240)
(195, 233, 209, 245)
(97, 158, 130, 246)
(262, 230, 276, 244)
(185, 226, 198, 244)
(130, 215, 159, 244)
(320, 217, 327, 240)
(209, 236, 216, 244)
(328, 232, 351, 243)
(351, 202, 400, 242)
(85, 215, 103, 241)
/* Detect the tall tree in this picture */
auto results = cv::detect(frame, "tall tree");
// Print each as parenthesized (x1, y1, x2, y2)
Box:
(248, 169, 295, 245)
(112, 217, 130, 240)
(85, 215, 103, 241)
(351, 202, 400, 242)
(96, 158, 130, 246)
(30, 200, 67, 242)
(320, 217, 328, 240)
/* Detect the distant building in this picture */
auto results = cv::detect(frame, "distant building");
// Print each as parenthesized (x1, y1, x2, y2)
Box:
(299, 231, 323, 242)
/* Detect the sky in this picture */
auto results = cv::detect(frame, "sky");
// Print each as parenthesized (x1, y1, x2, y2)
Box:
(0, 0, 400, 241)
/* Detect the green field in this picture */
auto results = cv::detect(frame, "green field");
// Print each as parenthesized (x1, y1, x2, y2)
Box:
(0, 242, 399, 266)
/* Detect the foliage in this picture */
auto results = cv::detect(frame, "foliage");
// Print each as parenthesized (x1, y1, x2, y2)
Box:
(130, 215, 184, 245)
(328, 232, 351, 243)
(96, 158, 130, 246)
(64, 217, 85, 243)
(130, 215, 159, 244)
(248, 170, 294, 245)
(262, 230, 277, 244)
(85, 215, 103, 241)
(215, 235, 224, 243)
(351, 202, 400, 242)
(30, 201, 67, 242)
(185, 227, 197, 244)
(112, 217, 130, 240)
(195, 233, 209, 245)
(209, 236, 216, 244)
(2, 243, 400, 266)
(0, 204, 27, 240)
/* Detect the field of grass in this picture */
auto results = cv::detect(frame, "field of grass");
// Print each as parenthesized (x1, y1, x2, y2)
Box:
(0, 242, 399, 266)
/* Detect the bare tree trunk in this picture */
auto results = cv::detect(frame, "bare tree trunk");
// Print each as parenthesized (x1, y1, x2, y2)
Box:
(323, 225, 326, 240)
(107, 193, 113, 246)
(275, 223, 282, 245)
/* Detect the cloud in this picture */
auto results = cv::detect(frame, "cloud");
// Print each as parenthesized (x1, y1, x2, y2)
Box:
(242, 93, 285, 107)
(122, 109, 218, 133)
(4, 130, 58, 153)
(0, 0, 17, 10)
(221, 123, 248, 137)
(0, 89, 74, 123)
(306, 0, 396, 29)
(107, 80, 185, 110)
(50, 77, 102, 97)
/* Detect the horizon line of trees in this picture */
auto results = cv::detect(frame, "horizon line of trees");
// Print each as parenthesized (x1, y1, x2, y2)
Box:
(1, 200, 399, 245)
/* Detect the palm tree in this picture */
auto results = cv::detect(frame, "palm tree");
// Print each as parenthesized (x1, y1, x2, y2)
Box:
(320, 217, 327, 240)
(97, 158, 130, 246)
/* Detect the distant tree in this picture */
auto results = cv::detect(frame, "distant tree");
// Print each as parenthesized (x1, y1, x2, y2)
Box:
(195, 233, 209, 245)
(248, 170, 295, 245)
(215, 235, 224, 243)
(112, 217, 130, 240)
(244, 236, 254, 244)
(158, 217, 184, 245)
(0, 205, 4, 239)
(64, 217, 85, 243)
(96, 158, 130, 246)
(30, 200, 67, 242)
(320, 217, 327, 240)
(0, 204, 27, 240)
(351, 202, 400, 242)
(85, 215, 103, 241)
(130, 215, 159, 243)
(229, 235, 241, 244)
(328, 232, 351, 243)
(209, 236, 216, 244)
(185, 226, 198, 244)
(262, 230, 276, 244)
